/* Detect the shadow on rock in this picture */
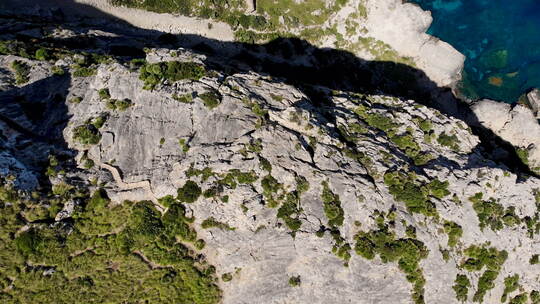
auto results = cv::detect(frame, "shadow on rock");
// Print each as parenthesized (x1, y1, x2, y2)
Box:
(0, 0, 535, 177)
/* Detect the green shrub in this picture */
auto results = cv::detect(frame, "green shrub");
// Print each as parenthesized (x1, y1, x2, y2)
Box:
(221, 273, 233, 282)
(69, 96, 83, 104)
(34, 48, 49, 61)
(427, 179, 450, 199)
(277, 192, 302, 231)
(288, 275, 301, 287)
(474, 270, 499, 302)
(112, 98, 133, 111)
(98, 88, 110, 100)
(14, 229, 40, 256)
(509, 294, 528, 304)
(530, 254, 539, 264)
(201, 217, 235, 231)
(462, 244, 508, 302)
(296, 176, 310, 194)
(173, 93, 193, 103)
(261, 174, 283, 207)
(51, 66, 65, 75)
(179, 138, 190, 152)
(11, 60, 30, 84)
(501, 274, 520, 302)
(452, 274, 470, 302)
(321, 181, 344, 227)
(72, 66, 96, 77)
(177, 180, 202, 203)
(443, 221, 463, 247)
(468, 194, 518, 231)
(516, 148, 529, 165)
(199, 90, 221, 109)
(531, 290, 540, 304)
(72, 124, 101, 145)
(139, 61, 206, 89)
(354, 225, 428, 304)
(383, 171, 438, 217)
(437, 132, 459, 151)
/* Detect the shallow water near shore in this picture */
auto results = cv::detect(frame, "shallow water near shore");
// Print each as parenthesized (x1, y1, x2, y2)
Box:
(409, 0, 540, 103)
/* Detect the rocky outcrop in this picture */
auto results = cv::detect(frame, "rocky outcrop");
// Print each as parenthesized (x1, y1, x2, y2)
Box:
(526, 88, 540, 119)
(363, 0, 465, 87)
(1, 11, 539, 304)
(472, 99, 540, 173)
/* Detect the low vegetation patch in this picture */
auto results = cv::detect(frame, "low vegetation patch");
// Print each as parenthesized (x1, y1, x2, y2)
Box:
(453, 274, 470, 302)
(354, 224, 428, 304)
(11, 60, 30, 84)
(0, 182, 221, 303)
(139, 61, 206, 90)
(462, 244, 508, 302)
(321, 181, 344, 227)
(72, 123, 101, 145)
(383, 171, 449, 217)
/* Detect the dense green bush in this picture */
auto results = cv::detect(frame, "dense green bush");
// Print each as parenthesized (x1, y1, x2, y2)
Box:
(11, 60, 30, 84)
(261, 174, 283, 207)
(201, 217, 235, 231)
(383, 171, 438, 217)
(501, 274, 520, 302)
(139, 61, 206, 90)
(277, 192, 302, 231)
(354, 225, 428, 304)
(199, 90, 222, 109)
(468, 193, 520, 231)
(452, 274, 470, 302)
(35, 48, 50, 61)
(462, 244, 507, 302)
(72, 123, 101, 145)
(321, 181, 344, 227)
(0, 185, 221, 304)
(509, 293, 528, 304)
(437, 132, 460, 151)
(72, 66, 96, 77)
(443, 221, 463, 247)
(177, 180, 202, 203)
(98, 88, 110, 100)
(288, 275, 301, 287)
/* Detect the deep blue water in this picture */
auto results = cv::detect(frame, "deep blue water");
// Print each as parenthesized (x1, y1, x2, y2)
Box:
(409, 0, 540, 103)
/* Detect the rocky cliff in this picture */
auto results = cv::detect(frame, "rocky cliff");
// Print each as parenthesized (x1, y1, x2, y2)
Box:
(0, 11, 539, 304)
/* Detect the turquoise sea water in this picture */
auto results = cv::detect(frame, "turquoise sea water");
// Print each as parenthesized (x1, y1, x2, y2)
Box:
(409, 0, 540, 103)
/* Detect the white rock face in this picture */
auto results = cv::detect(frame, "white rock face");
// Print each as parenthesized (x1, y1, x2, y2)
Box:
(527, 89, 540, 119)
(364, 0, 465, 87)
(24, 45, 533, 304)
(1, 10, 539, 304)
(472, 99, 540, 171)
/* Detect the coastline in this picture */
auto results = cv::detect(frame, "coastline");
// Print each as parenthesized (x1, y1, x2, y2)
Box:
(364, 0, 465, 89)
